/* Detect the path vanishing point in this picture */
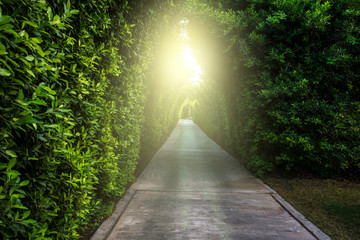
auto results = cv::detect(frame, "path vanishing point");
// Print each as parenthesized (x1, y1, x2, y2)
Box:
(91, 119, 330, 240)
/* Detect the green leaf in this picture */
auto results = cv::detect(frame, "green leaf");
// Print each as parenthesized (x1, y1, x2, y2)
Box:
(7, 170, 20, 179)
(67, 9, 80, 18)
(16, 115, 33, 124)
(15, 188, 26, 195)
(22, 20, 38, 28)
(12, 205, 28, 210)
(22, 219, 36, 224)
(0, 42, 7, 55)
(36, 84, 44, 95)
(8, 158, 17, 169)
(3, 28, 19, 37)
(0, 68, 11, 76)
(69, 10, 79, 15)
(6, 150, 17, 159)
(0, 24, 12, 31)
(19, 180, 30, 187)
(13, 79, 24, 86)
(43, 124, 58, 129)
(0, 163, 7, 170)
(67, 0, 71, 11)
(25, 69, 36, 78)
(43, 86, 56, 95)
(16, 99, 30, 106)
(0, 15, 11, 25)
(30, 37, 42, 44)
(25, 55, 35, 61)
(37, 48, 45, 57)
(22, 211, 30, 220)
(19, 89, 24, 100)
(52, 15, 60, 25)
(58, 108, 71, 112)
(47, 7, 53, 21)
(31, 99, 47, 106)
(9, 186, 16, 195)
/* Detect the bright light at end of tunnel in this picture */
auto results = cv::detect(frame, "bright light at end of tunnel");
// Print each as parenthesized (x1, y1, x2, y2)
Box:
(179, 19, 203, 86)
(159, 19, 203, 86)
(180, 46, 203, 86)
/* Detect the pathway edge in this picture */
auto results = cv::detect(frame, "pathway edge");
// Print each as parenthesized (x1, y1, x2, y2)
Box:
(90, 185, 137, 240)
(264, 184, 331, 240)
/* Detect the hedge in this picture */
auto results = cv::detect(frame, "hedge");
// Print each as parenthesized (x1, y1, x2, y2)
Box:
(188, 0, 360, 178)
(0, 0, 182, 238)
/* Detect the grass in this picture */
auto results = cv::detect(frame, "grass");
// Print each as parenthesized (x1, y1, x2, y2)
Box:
(263, 176, 360, 240)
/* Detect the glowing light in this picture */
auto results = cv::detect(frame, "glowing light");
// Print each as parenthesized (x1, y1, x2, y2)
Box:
(157, 19, 203, 86)
(180, 46, 203, 86)
(179, 19, 189, 40)
(178, 19, 203, 86)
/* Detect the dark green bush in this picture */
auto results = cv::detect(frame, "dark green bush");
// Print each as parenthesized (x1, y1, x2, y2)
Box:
(190, 0, 360, 178)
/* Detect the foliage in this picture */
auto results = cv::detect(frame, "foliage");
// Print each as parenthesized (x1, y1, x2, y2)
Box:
(1, 0, 359, 238)
(0, 0, 190, 238)
(189, 0, 360, 178)
(0, 0, 149, 238)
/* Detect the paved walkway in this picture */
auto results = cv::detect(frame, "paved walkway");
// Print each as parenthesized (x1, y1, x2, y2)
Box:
(92, 119, 330, 240)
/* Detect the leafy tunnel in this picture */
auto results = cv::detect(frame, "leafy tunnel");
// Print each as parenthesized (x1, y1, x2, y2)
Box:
(0, 0, 359, 239)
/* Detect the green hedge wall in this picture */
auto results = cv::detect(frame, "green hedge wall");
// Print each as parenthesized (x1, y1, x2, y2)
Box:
(0, 0, 186, 238)
(189, 0, 360, 178)
(0, 0, 148, 238)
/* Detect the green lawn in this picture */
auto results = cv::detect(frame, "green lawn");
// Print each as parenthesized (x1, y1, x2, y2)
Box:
(263, 177, 360, 240)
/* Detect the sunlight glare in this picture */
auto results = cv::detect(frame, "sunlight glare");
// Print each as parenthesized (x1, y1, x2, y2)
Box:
(179, 19, 189, 40)
(180, 46, 203, 86)
(158, 19, 203, 87)
(179, 20, 203, 86)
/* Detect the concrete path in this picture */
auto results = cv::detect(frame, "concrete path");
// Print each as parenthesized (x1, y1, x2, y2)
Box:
(91, 119, 330, 240)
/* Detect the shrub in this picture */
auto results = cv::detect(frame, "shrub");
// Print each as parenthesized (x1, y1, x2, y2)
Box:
(190, 0, 360, 178)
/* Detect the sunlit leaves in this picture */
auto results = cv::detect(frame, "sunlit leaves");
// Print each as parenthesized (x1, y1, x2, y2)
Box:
(0, 0, 147, 239)
(0, 68, 11, 76)
(25, 55, 34, 61)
